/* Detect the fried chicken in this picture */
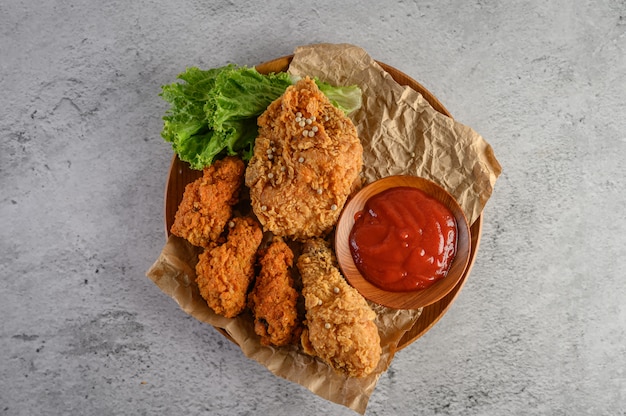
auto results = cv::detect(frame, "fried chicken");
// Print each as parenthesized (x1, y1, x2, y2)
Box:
(245, 77, 363, 241)
(248, 237, 301, 347)
(195, 216, 263, 318)
(171, 156, 245, 248)
(296, 238, 381, 378)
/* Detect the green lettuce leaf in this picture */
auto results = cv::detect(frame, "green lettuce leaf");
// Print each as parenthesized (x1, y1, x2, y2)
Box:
(207, 66, 293, 130)
(299, 77, 363, 115)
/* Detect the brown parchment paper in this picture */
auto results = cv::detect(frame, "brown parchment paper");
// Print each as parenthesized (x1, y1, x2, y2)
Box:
(146, 43, 501, 414)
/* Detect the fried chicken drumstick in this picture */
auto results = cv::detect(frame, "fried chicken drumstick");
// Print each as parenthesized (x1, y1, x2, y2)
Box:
(248, 238, 301, 347)
(195, 216, 263, 318)
(297, 238, 381, 378)
(171, 156, 245, 248)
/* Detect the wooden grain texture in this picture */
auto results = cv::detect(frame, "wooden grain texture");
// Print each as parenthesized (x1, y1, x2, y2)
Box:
(163, 55, 484, 350)
(334, 176, 471, 310)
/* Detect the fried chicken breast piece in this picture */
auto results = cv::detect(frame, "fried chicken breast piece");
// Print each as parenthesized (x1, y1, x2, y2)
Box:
(245, 77, 363, 241)
(248, 237, 301, 347)
(296, 238, 381, 378)
(195, 216, 263, 318)
(171, 156, 245, 248)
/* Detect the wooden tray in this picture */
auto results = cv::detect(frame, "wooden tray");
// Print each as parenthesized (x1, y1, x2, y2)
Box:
(164, 56, 483, 350)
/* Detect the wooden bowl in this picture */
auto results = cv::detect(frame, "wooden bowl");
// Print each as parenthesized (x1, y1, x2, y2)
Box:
(164, 54, 484, 349)
(335, 175, 471, 310)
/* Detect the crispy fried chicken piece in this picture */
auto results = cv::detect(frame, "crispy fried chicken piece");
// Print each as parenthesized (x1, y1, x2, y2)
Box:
(245, 77, 363, 241)
(248, 238, 301, 346)
(195, 216, 263, 318)
(171, 156, 245, 248)
(296, 238, 381, 378)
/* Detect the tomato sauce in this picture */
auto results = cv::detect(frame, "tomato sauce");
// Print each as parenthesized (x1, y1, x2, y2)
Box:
(348, 187, 457, 292)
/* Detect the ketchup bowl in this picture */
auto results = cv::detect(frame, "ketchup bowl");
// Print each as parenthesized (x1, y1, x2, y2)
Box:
(335, 175, 471, 310)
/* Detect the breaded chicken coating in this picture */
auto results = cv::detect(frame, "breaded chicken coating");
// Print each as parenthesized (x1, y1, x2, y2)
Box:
(297, 238, 381, 378)
(171, 156, 245, 248)
(195, 216, 263, 318)
(245, 77, 363, 241)
(248, 238, 301, 347)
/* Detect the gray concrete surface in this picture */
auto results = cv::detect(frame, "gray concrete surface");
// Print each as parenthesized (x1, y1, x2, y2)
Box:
(1, 1, 625, 415)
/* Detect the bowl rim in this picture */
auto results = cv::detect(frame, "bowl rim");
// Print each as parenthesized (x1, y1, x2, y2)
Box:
(334, 175, 472, 310)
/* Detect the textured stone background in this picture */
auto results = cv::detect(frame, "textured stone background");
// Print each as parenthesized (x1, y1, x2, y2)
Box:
(1, 1, 625, 415)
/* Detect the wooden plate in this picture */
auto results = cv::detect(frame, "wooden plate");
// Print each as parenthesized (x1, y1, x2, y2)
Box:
(163, 55, 483, 350)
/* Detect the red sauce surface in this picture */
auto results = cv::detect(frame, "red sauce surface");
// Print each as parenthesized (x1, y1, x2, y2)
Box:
(349, 187, 457, 292)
